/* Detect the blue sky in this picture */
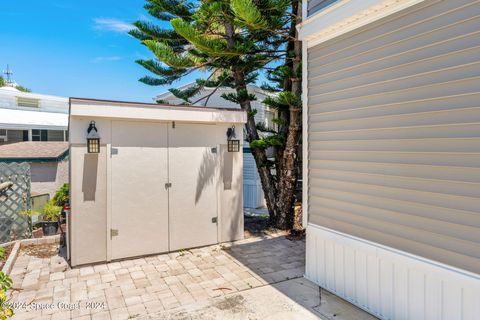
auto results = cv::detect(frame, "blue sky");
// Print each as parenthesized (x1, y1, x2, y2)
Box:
(0, 0, 199, 102)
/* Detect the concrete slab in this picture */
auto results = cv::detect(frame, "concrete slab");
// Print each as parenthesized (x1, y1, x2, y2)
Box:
(145, 278, 377, 320)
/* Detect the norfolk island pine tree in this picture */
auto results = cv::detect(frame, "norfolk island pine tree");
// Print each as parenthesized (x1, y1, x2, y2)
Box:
(130, 0, 303, 230)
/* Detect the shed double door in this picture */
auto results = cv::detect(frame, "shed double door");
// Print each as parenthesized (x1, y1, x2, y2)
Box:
(110, 121, 218, 260)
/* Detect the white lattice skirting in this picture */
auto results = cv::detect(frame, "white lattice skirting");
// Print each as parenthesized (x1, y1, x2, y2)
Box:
(305, 224, 480, 320)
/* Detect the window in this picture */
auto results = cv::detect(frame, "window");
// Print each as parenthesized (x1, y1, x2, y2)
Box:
(32, 129, 48, 141)
(16, 97, 40, 108)
(265, 110, 275, 130)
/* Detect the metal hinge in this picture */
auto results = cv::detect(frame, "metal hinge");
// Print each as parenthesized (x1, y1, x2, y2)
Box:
(211, 217, 218, 224)
(110, 229, 119, 238)
(111, 147, 118, 155)
(165, 182, 172, 189)
(172, 121, 175, 129)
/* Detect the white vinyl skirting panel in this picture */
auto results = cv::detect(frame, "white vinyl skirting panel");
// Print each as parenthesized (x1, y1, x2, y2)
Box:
(243, 151, 264, 208)
(306, 224, 480, 320)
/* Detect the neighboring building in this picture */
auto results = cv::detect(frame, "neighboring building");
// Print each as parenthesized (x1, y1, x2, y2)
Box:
(0, 85, 69, 197)
(299, 0, 480, 319)
(156, 84, 277, 209)
(0, 141, 69, 198)
(0, 87, 69, 144)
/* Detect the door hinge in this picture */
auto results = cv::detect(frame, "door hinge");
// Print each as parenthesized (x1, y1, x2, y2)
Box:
(110, 229, 119, 238)
(111, 147, 118, 155)
(172, 121, 175, 129)
(165, 182, 172, 189)
(211, 217, 218, 224)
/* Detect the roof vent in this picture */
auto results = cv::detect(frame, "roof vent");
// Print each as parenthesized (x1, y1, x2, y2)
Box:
(17, 97, 39, 108)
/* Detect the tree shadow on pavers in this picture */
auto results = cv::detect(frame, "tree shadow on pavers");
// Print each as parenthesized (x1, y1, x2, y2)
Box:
(222, 236, 305, 285)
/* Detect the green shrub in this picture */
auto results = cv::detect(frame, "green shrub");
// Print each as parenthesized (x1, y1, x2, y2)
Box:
(19, 209, 40, 218)
(42, 200, 62, 222)
(0, 271, 13, 318)
(53, 183, 69, 207)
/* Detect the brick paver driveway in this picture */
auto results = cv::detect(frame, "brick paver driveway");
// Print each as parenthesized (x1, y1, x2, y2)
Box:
(8, 235, 305, 319)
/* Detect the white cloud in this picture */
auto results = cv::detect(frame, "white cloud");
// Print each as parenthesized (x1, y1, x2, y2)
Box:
(91, 56, 122, 63)
(93, 18, 133, 33)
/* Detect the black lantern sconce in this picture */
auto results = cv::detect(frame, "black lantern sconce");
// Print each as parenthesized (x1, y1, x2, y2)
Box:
(86, 121, 100, 153)
(226, 125, 240, 152)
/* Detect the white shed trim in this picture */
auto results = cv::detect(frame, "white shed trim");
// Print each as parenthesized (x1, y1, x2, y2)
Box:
(70, 98, 247, 124)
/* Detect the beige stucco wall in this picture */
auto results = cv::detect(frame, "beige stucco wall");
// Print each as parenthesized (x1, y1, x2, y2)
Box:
(30, 160, 68, 198)
(69, 115, 244, 266)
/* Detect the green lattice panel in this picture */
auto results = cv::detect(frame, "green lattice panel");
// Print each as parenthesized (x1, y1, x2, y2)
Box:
(0, 162, 30, 243)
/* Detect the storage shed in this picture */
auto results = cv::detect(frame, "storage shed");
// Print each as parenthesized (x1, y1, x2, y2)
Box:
(68, 98, 246, 266)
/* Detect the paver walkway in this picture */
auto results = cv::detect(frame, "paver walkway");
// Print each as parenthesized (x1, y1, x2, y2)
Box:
(8, 235, 305, 319)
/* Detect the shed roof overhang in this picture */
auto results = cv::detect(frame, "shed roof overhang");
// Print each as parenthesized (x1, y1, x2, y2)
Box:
(69, 98, 247, 124)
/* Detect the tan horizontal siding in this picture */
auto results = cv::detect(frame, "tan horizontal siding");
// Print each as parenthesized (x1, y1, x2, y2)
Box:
(309, 160, 480, 183)
(308, 0, 478, 60)
(307, 0, 480, 274)
(309, 187, 480, 228)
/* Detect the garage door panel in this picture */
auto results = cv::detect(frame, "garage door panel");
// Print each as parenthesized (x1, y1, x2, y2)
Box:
(111, 121, 169, 259)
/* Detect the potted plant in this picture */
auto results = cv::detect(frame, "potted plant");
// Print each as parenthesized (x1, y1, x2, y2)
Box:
(40, 200, 62, 236)
(53, 183, 69, 223)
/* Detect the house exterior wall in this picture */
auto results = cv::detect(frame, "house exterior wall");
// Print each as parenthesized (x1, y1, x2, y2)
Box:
(0, 88, 68, 141)
(69, 103, 245, 266)
(30, 160, 69, 197)
(0, 88, 68, 113)
(301, 0, 480, 318)
(243, 150, 265, 208)
(307, 0, 339, 17)
(6, 130, 24, 143)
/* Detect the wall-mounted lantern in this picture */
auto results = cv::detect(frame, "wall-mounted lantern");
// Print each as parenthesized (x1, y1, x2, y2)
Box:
(86, 121, 100, 153)
(226, 125, 240, 152)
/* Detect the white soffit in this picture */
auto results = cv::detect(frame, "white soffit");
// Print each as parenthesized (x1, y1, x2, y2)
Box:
(70, 99, 247, 124)
(0, 108, 68, 130)
(298, 0, 430, 47)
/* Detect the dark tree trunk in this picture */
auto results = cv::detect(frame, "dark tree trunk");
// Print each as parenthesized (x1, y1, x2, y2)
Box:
(272, 0, 303, 230)
(223, 6, 303, 230)
(225, 19, 281, 224)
